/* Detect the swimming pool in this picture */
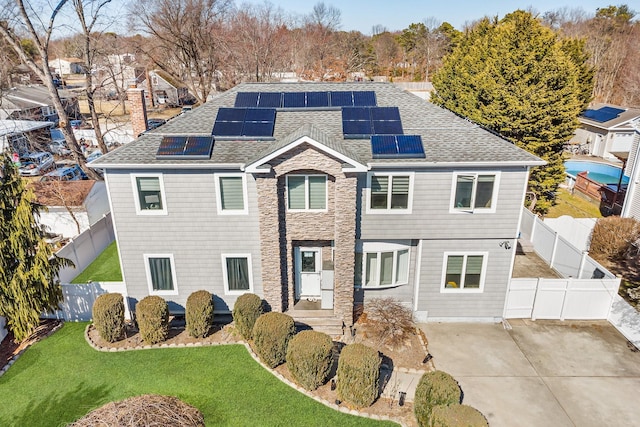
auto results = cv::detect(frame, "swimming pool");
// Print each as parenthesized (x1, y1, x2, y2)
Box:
(564, 160, 629, 186)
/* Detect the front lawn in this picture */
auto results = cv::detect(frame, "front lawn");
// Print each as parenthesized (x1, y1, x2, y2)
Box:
(0, 323, 394, 426)
(71, 241, 122, 283)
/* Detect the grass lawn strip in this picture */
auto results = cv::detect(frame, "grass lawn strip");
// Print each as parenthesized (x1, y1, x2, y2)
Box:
(546, 188, 602, 218)
(0, 323, 395, 426)
(71, 241, 122, 283)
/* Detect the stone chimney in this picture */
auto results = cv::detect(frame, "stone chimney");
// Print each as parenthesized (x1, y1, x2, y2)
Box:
(127, 87, 148, 138)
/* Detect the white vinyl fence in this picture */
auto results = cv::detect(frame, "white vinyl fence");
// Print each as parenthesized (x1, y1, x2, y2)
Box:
(43, 282, 129, 321)
(506, 209, 620, 320)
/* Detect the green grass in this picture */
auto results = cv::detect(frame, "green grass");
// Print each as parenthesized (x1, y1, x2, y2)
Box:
(0, 323, 395, 426)
(71, 241, 122, 283)
(546, 188, 603, 219)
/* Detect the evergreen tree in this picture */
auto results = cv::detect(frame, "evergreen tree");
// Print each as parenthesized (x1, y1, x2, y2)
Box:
(0, 153, 72, 342)
(432, 11, 593, 213)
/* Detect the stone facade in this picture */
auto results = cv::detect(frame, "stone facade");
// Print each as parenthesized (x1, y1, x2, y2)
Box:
(255, 142, 358, 326)
(127, 88, 148, 138)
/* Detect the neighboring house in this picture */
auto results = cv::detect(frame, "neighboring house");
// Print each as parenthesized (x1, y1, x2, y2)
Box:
(31, 180, 110, 239)
(0, 119, 56, 156)
(49, 58, 85, 76)
(571, 104, 640, 161)
(0, 85, 80, 123)
(90, 82, 543, 329)
(620, 127, 640, 220)
(139, 70, 191, 106)
(93, 54, 145, 99)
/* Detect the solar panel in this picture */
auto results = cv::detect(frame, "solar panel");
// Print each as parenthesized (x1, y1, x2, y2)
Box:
(212, 121, 244, 136)
(283, 92, 306, 108)
(307, 91, 330, 108)
(583, 106, 625, 123)
(330, 91, 354, 107)
(216, 107, 246, 122)
(183, 136, 214, 157)
(343, 120, 372, 137)
(342, 107, 371, 121)
(235, 92, 259, 108)
(258, 92, 282, 108)
(372, 120, 404, 135)
(370, 107, 401, 121)
(242, 121, 275, 137)
(600, 106, 625, 115)
(245, 108, 276, 122)
(353, 91, 376, 106)
(371, 135, 424, 159)
(157, 136, 187, 156)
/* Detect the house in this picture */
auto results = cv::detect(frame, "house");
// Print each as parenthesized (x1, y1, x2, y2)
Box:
(90, 82, 543, 329)
(93, 54, 145, 99)
(619, 126, 640, 220)
(139, 70, 191, 106)
(571, 104, 640, 161)
(31, 180, 110, 239)
(48, 58, 85, 76)
(0, 119, 57, 156)
(0, 85, 80, 123)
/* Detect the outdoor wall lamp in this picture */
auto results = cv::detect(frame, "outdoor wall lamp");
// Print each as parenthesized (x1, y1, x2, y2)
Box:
(499, 241, 512, 250)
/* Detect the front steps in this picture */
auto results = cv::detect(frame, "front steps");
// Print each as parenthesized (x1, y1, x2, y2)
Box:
(289, 309, 344, 337)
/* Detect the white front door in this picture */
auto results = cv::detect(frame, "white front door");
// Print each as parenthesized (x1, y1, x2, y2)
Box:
(295, 247, 322, 299)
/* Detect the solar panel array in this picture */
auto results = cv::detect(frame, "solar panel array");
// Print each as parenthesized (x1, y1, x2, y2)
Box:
(212, 108, 276, 139)
(370, 135, 425, 159)
(583, 106, 625, 123)
(234, 91, 377, 109)
(342, 107, 403, 138)
(156, 136, 214, 159)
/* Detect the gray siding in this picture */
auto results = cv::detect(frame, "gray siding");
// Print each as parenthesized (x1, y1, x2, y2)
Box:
(106, 169, 262, 313)
(359, 167, 527, 240)
(416, 239, 512, 318)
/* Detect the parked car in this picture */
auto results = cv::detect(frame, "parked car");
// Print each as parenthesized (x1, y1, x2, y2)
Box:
(147, 118, 166, 130)
(40, 164, 88, 182)
(70, 120, 83, 129)
(86, 150, 102, 163)
(18, 152, 55, 176)
(49, 140, 71, 156)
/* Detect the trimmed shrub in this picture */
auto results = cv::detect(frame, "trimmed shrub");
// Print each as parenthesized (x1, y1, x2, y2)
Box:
(136, 296, 169, 344)
(414, 370, 462, 427)
(232, 293, 263, 340)
(286, 330, 333, 390)
(429, 404, 489, 427)
(92, 293, 125, 343)
(252, 312, 296, 368)
(336, 343, 381, 408)
(186, 290, 214, 338)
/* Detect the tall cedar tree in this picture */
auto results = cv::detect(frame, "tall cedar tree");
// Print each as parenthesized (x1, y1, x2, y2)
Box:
(432, 11, 593, 213)
(0, 153, 72, 342)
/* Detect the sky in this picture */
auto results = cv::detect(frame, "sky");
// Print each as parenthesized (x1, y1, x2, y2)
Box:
(240, 0, 630, 33)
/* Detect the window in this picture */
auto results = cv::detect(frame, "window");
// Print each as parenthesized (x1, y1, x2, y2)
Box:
(355, 242, 410, 288)
(441, 253, 486, 292)
(144, 254, 178, 295)
(222, 254, 253, 294)
(215, 174, 248, 214)
(287, 175, 327, 211)
(367, 173, 413, 213)
(132, 174, 167, 215)
(451, 173, 498, 213)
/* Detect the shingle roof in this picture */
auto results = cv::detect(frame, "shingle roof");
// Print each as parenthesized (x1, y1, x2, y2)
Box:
(92, 82, 543, 169)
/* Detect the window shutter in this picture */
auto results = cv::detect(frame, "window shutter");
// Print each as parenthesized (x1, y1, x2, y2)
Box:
(220, 177, 244, 210)
(391, 176, 409, 209)
(308, 176, 326, 209)
(288, 176, 306, 209)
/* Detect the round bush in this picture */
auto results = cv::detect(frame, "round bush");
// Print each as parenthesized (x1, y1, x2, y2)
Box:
(336, 343, 381, 408)
(232, 293, 263, 340)
(136, 296, 169, 344)
(429, 404, 488, 427)
(414, 370, 462, 427)
(252, 312, 296, 368)
(186, 290, 214, 338)
(92, 293, 125, 343)
(286, 330, 333, 390)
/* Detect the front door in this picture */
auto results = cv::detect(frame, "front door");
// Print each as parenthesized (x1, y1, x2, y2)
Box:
(295, 247, 322, 299)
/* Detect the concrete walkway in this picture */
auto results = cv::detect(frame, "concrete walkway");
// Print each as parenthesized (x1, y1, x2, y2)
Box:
(421, 320, 640, 427)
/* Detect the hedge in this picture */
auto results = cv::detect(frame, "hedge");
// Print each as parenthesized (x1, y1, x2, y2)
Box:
(286, 330, 333, 390)
(336, 343, 381, 408)
(414, 370, 461, 427)
(429, 404, 488, 427)
(186, 290, 214, 338)
(232, 293, 263, 340)
(92, 293, 125, 342)
(136, 296, 169, 344)
(252, 312, 296, 368)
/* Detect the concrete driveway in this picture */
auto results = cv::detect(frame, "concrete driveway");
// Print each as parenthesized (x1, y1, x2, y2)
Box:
(421, 319, 640, 427)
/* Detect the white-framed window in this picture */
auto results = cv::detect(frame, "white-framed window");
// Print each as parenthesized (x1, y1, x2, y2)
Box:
(450, 172, 499, 213)
(366, 172, 413, 213)
(144, 254, 178, 295)
(441, 252, 487, 293)
(355, 241, 411, 288)
(215, 173, 248, 215)
(286, 174, 327, 211)
(222, 254, 254, 295)
(131, 173, 167, 215)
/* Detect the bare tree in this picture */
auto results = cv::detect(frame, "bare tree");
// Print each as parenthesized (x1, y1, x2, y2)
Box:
(131, 0, 232, 102)
(300, 2, 341, 80)
(0, 0, 100, 179)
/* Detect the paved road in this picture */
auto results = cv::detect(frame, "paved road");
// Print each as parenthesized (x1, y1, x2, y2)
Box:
(421, 320, 640, 427)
